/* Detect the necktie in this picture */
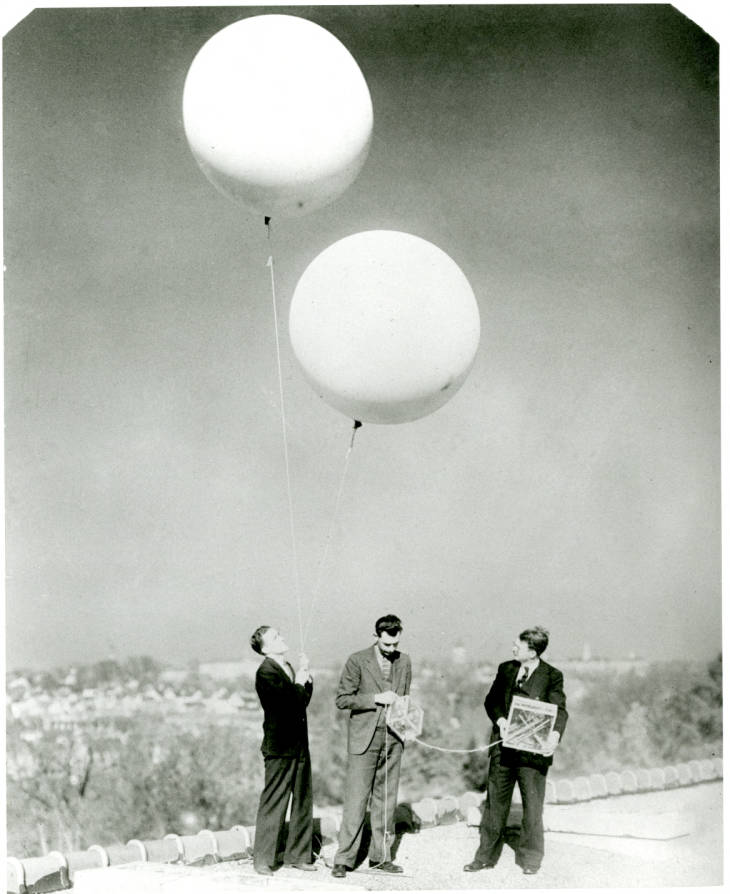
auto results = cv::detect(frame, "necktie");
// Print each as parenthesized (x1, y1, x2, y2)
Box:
(285, 662, 295, 682)
(517, 666, 529, 687)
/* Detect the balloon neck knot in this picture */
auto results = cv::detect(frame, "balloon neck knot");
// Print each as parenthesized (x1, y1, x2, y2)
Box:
(349, 419, 362, 448)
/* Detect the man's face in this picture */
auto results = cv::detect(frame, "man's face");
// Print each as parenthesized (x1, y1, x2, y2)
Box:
(512, 637, 535, 663)
(376, 630, 400, 658)
(261, 628, 288, 656)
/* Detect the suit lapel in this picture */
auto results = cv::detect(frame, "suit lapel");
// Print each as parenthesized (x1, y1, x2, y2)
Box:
(365, 647, 386, 687)
(522, 661, 547, 698)
(265, 656, 293, 683)
(506, 660, 521, 699)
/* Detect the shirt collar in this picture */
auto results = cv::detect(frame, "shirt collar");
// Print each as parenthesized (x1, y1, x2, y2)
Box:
(374, 644, 396, 664)
(519, 657, 540, 678)
(269, 655, 293, 678)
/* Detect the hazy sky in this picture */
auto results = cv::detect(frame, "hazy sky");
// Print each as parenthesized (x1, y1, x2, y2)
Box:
(3, 4, 720, 671)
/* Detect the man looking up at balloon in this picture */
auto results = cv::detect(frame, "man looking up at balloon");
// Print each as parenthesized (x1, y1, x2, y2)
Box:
(250, 626, 315, 875)
(464, 625, 568, 876)
(331, 614, 412, 877)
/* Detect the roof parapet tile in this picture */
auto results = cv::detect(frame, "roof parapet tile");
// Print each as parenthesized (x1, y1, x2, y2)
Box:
(434, 796, 460, 825)
(676, 763, 693, 785)
(465, 805, 483, 827)
(648, 767, 666, 789)
(6, 759, 723, 893)
(604, 771, 622, 795)
(555, 778, 576, 803)
(588, 773, 608, 798)
(688, 760, 703, 783)
(457, 791, 483, 817)
(10, 852, 69, 893)
(635, 768, 652, 791)
(572, 776, 591, 801)
(210, 827, 251, 860)
(619, 769, 638, 792)
(132, 838, 179, 863)
(411, 797, 438, 827)
(64, 849, 106, 877)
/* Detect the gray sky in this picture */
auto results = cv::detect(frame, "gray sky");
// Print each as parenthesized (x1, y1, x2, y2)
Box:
(3, 4, 720, 671)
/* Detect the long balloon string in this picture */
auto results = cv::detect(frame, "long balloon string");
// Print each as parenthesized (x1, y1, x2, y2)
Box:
(301, 419, 362, 645)
(410, 737, 501, 754)
(383, 724, 389, 865)
(265, 221, 305, 654)
(374, 728, 499, 864)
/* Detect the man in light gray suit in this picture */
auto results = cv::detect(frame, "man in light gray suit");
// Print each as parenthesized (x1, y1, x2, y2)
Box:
(331, 615, 412, 878)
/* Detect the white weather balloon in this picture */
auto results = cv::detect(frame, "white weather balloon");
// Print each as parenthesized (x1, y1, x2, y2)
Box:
(182, 15, 373, 218)
(289, 231, 481, 424)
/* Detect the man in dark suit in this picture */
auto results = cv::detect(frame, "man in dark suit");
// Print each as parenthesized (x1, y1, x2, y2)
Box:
(464, 625, 568, 876)
(250, 625, 316, 876)
(331, 614, 412, 878)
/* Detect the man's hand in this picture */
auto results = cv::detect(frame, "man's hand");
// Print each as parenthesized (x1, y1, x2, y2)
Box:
(543, 730, 561, 756)
(374, 690, 398, 706)
(295, 655, 312, 685)
(496, 717, 508, 737)
(295, 668, 311, 685)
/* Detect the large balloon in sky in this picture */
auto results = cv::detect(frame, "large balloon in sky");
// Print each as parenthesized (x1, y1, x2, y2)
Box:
(289, 231, 481, 424)
(182, 15, 373, 218)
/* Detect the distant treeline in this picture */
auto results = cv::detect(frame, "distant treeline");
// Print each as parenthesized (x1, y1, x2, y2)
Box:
(6, 654, 721, 858)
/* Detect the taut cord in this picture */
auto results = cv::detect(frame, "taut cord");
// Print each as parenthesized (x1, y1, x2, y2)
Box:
(265, 218, 305, 653)
(302, 419, 362, 645)
(411, 737, 501, 754)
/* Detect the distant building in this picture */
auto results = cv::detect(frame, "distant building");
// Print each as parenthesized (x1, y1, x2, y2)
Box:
(558, 655, 650, 675)
(160, 668, 188, 684)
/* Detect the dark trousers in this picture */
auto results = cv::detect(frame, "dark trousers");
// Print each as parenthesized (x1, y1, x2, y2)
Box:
(334, 725, 403, 867)
(475, 753, 547, 871)
(253, 749, 313, 868)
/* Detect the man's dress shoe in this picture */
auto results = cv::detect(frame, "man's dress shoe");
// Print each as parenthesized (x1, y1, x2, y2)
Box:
(253, 863, 273, 876)
(523, 867, 539, 875)
(331, 865, 347, 878)
(369, 860, 403, 873)
(463, 859, 494, 872)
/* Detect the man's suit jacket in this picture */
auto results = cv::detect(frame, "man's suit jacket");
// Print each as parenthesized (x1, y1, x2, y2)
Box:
(485, 658, 568, 770)
(335, 646, 412, 754)
(255, 656, 313, 757)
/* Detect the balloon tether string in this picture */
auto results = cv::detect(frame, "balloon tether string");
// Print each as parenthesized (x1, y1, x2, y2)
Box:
(411, 737, 501, 754)
(265, 221, 305, 654)
(301, 418, 362, 645)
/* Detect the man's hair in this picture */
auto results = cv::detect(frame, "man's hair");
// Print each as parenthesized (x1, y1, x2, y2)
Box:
(375, 614, 403, 637)
(250, 625, 271, 655)
(519, 626, 549, 656)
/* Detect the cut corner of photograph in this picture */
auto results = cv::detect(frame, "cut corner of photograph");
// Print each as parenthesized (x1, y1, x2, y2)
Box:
(3, 1, 722, 892)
